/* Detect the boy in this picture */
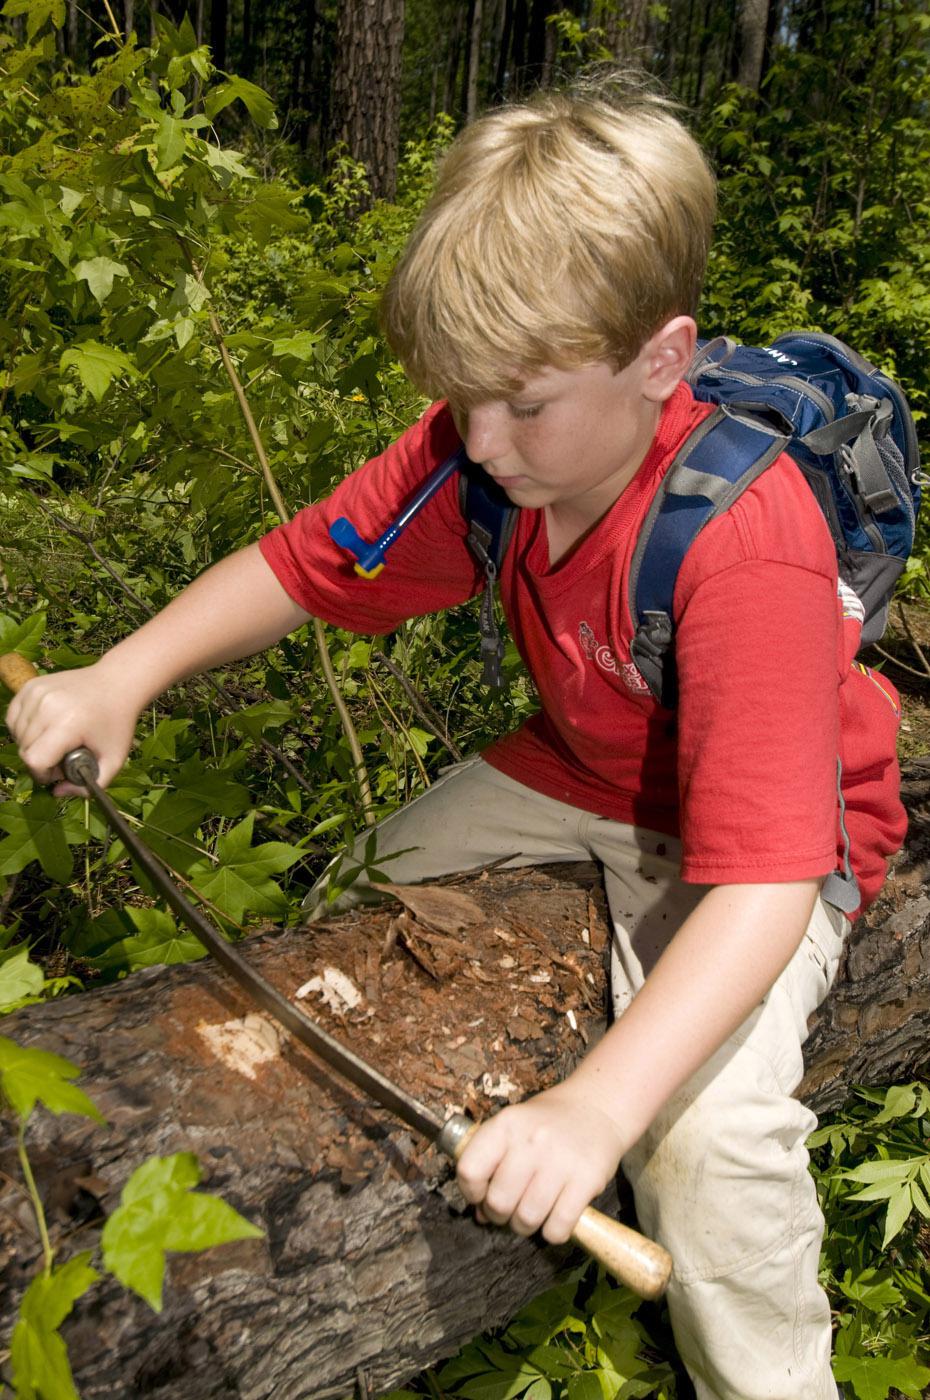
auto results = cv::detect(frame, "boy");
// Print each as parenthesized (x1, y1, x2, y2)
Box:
(8, 78, 905, 1399)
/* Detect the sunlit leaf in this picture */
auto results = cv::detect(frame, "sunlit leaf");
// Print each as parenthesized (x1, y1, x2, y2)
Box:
(102, 1152, 263, 1311)
(0, 1035, 104, 1122)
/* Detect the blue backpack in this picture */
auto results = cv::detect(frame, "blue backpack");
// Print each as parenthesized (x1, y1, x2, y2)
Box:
(330, 331, 921, 703)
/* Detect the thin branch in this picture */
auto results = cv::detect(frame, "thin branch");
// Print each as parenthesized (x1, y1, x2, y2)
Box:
(180, 241, 375, 826)
(896, 601, 930, 680)
(372, 650, 463, 762)
(367, 670, 430, 789)
(872, 643, 930, 683)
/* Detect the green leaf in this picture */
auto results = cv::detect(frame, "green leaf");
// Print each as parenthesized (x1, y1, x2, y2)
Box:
(11, 1253, 98, 1400)
(74, 256, 129, 304)
(566, 1375, 607, 1400)
(871, 1084, 918, 1122)
(204, 76, 278, 129)
(101, 1151, 263, 1311)
(155, 113, 186, 171)
(89, 908, 204, 973)
(270, 331, 321, 361)
(60, 340, 136, 401)
(0, 793, 86, 883)
(0, 945, 45, 1012)
(881, 1182, 915, 1247)
(0, 610, 46, 662)
(839, 1268, 903, 1313)
(2, 0, 65, 41)
(0, 1034, 104, 1122)
(186, 812, 303, 923)
(217, 700, 293, 744)
(833, 1352, 930, 1400)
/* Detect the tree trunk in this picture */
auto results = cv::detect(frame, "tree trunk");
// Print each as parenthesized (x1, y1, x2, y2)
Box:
(1, 763, 927, 1397)
(210, 0, 228, 72)
(735, 0, 769, 89)
(604, 0, 650, 62)
(466, 0, 484, 122)
(330, 0, 406, 204)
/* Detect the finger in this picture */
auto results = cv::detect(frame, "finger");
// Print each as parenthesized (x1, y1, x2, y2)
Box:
(540, 1179, 595, 1247)
(456, 1117, 510, 1207)
(508, 1173, 562, 1239)
(478, 1147, 540, 1229)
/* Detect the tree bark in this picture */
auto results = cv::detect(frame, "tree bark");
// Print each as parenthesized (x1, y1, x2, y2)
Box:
(1, 762, 927, 1397)
(466, 0, 484, 123)
(603, 0, 651, 62)
(735, 0, 770, 89)
(210, 0, 228, 72)
(330, 0, 406, 204)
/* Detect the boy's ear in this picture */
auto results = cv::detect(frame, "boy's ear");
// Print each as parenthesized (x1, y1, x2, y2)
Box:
(640, 316, 697, 402)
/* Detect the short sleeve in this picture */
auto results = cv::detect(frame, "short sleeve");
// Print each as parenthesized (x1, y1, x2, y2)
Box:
(259, 402, 483, 633)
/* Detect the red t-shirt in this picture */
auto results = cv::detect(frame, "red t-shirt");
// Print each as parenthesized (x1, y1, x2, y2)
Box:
(260, 383, 905, 916)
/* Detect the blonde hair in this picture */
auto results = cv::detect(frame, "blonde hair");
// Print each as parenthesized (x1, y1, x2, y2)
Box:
(381, 73, 716, 406)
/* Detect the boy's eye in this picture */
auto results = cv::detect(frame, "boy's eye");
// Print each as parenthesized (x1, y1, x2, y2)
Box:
(508, 402, 544, 420)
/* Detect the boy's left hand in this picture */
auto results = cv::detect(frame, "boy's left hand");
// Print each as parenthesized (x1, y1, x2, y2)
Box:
(455, 1081, 629, 1244)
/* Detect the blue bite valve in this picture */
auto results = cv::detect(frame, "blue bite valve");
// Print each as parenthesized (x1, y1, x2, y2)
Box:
(329, 517, 387, 577)
(329, 445, 468, 580)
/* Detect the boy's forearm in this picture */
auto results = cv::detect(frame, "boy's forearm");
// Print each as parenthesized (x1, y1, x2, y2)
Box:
(566, 880, 821, 1150)
(95, 543, 313, 708)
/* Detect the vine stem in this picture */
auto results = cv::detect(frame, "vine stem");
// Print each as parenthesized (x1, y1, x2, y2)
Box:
(183, 243, 376, 826)
(17, 1121, 53, 1275)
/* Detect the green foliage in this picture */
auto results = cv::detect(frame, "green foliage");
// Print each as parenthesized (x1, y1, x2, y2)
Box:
(0, 1032, 264, 1397)
(0, 1033, 103, 1121)
(10, 1252, 98, 1400)
(381, 1268, 678, 1400)
(101, 1151, 263, 1311)
(810, 1082, 930, 1400)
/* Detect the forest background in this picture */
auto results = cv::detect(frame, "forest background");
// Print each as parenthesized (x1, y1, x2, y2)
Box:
(0, 0, 929, 1397)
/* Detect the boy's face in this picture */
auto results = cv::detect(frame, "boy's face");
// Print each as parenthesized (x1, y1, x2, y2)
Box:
(451, 355, 665, 526)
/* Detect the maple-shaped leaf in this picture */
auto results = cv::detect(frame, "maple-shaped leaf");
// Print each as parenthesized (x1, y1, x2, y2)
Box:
(59, 339, 136, 401)
(89, 907, 204, 972)
(101, 1152, 263, 1311)
(0, 1034, 104, 1122)
(186, 812, 303, 923)
(833, 1351, 930, 1400)
(11, 1252, 98, 1400)
(0, 792, 87, 882)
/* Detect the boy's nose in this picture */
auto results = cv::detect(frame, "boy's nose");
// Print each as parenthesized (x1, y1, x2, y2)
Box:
(463, 404, 511, 465)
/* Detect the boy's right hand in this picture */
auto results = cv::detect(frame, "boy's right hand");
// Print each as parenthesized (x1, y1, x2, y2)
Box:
(5, 663, 142, 795)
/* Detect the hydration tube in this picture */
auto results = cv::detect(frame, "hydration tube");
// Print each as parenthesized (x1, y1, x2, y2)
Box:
(329, 446, 467, 577)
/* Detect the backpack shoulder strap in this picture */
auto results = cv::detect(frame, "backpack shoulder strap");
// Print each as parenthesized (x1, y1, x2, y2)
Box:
(629, 407, 788, 706)
(458, 456, 519, 687)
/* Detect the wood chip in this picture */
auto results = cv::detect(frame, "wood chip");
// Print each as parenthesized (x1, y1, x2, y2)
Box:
(379, 883, 486, 936)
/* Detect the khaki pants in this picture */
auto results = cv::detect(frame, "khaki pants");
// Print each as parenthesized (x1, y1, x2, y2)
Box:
(307, 757, 844, 1400)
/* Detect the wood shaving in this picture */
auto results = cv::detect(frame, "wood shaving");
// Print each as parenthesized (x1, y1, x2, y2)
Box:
(196, 1013, 284, 1080)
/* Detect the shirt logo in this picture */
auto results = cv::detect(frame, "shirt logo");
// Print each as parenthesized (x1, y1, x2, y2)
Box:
(579, 621, 649, 693)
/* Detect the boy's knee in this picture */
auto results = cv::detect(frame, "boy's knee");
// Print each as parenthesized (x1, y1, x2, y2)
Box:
(623, 1067, 818, 1281)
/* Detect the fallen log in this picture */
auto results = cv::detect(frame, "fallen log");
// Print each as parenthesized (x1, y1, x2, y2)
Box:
(0, 759, 927, 1399)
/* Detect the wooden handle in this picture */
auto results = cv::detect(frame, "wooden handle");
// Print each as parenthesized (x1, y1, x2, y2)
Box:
(450, 1118, 672, 1300)
(0, 653, 39, 693)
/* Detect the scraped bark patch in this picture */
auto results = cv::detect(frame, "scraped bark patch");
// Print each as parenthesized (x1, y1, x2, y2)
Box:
(196, 1011, 284, 1080)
